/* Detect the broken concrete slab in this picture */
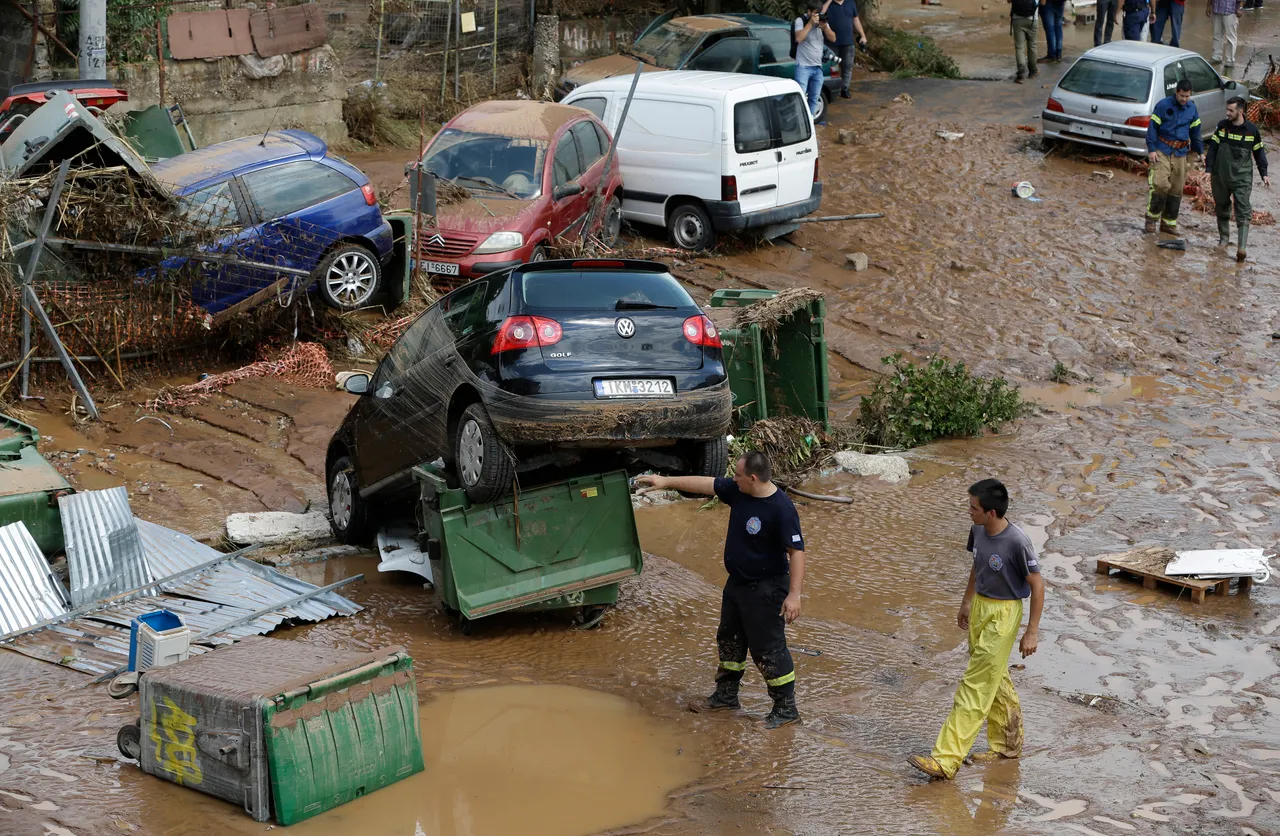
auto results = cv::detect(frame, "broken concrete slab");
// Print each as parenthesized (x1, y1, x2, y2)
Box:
(832, 450, 911, 483)
(226, 511, 331, 546)
(845, 252, 869, 271)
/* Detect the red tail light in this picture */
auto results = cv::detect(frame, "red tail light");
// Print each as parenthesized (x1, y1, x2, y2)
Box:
(361, 183, 377, 206)
(813, 156, 819, 182)
(682, 315, 722, 348)
(1125, 115, 1151, 128)
(1046, 97, 1064, 113)
(491, 316, 562, 354)
(721, 175, 738, 202)
(572, 260, 624, 268)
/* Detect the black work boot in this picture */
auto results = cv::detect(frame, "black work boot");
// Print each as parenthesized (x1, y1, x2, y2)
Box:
(1161, 195, 1182, 235)
(691, 678, 741, 713)
(764, 686, 801, 729)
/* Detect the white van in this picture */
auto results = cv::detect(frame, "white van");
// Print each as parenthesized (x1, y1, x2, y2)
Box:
(562, 71, 821, 251)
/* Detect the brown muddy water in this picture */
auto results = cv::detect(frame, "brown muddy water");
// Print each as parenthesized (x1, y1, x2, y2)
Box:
(4, 74, 1280, 836)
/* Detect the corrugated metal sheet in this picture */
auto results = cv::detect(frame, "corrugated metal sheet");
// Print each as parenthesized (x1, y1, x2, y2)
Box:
(3, 512, 360, 676)
(60, 488, 151, 607)
(0, 521, 68, 634)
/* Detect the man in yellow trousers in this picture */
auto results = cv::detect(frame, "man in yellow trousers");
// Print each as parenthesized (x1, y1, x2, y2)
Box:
(909, 479, 1045, 780)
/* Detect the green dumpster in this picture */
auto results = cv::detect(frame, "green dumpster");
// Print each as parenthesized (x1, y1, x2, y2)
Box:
(0, 413, 73, 555)
(383, 212, 415, 307)
(709, 289, 830, 431)
(133, 636, 424, 825)
(415, 466, 643, 624)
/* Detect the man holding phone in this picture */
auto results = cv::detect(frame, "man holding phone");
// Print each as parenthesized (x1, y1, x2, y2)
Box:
(822, 0, 868, 100)
(795, 0, 836, 122)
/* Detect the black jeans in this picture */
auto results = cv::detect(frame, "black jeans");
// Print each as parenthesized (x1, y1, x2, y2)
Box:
(836, 43, 856, 93)
(715, 574, 796, 695)
(1094, 0, 1118, 45)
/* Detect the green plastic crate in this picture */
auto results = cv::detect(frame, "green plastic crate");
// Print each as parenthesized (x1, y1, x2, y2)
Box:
(416, 468, 643, 621)
(709, 289, 830, 431)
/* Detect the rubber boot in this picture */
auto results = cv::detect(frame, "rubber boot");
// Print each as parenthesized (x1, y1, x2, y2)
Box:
(1160, 195, 1181, 235)
(1237, 222, 1249, 262)
(1217, 215, 1231, 247)
(1145, 192, 1166, 233)
(691, 677, 741, 712)
(764, 685, 801, 729)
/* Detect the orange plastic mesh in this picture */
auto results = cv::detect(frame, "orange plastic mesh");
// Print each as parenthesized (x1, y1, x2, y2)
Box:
(149, 342, 334, 408)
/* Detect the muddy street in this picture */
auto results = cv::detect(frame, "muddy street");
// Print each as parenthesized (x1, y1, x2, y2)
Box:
(4, 42, 1280, 836)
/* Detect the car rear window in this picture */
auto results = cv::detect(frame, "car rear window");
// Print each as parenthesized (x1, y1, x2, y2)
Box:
(1058, 59, 1152, 103)
(522, 271, 696, 310)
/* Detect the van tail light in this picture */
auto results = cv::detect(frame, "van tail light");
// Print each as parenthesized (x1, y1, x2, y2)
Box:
(813, 156, 819, 183)
(1125, 115, 1151, 128)
(1046, 97, 1064, 113)
(682, 315, 722, 348)
(491, 316, 562, 354)
(361, 183, 377, 205)
(721, 175, 738, 202)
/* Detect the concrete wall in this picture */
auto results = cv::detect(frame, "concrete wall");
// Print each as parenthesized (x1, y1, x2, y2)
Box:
(559, 14, 651, 68)
(115, 45, 349, 147)
(0, 3, 34, 91)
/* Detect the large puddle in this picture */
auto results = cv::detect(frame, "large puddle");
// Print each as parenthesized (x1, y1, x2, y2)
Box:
(128, 684, 701, 836)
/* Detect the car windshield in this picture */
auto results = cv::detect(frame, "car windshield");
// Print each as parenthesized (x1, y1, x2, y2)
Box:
(629, 23, 704, 68)
(1058, 59, 1153, 103)
(523, 271, 696, 310)
(422, 129, 547, 199)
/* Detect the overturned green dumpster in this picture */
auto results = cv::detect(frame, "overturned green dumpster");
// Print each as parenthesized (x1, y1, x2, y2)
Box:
(397, 466, 643, 631)
(709, 288, 830, 432)
(0, 413, 73, 555)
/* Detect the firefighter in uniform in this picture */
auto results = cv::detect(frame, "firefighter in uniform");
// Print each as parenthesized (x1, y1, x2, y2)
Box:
(1145, 78, 1203, 236)
(1206, 95, 1271, 262)
(636, 451, 806, 728)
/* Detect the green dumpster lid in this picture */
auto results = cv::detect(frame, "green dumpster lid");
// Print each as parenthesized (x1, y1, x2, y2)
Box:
(709, 289, 780, 308)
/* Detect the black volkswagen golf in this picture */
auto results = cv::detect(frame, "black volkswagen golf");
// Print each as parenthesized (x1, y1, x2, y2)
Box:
(326, 259, 732, 543)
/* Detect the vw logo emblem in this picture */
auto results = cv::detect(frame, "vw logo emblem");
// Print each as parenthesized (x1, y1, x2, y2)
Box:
(426, 233, 447, 247)
(615, 317, 636, 338)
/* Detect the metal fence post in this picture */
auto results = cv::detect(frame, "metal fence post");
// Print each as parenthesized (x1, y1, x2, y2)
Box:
(492, 0, 498, 90)
(454, 0, 461, 100)
(440, 0, 453, 103)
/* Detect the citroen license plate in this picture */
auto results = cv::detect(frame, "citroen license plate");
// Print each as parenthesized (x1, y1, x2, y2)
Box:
(594, 378, 675, 398)
(422, 260, 460, 276)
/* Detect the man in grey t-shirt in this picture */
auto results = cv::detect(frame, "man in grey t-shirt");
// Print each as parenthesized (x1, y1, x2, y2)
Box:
(795, 0, 835, 123)
(909, 478, 1045, 781)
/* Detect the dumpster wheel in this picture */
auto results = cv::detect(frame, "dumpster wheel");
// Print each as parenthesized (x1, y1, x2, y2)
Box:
(573, 605, 612, 631)
(117, 723, 141, 761)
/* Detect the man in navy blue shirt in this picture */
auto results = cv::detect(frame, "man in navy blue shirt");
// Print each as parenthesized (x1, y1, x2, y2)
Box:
(637, 451, 807, 728)
(1145, 78, 1203, 235)
(822, 0, 868, 99)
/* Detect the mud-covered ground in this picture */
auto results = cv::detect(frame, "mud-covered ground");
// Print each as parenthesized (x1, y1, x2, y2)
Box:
(4, 56, 1280, 836)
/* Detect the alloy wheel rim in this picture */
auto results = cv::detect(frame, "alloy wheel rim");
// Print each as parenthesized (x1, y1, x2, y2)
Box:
(330, 471, 353, 529)
(326, 251, 376, 307)
(460, 419, 484, 486)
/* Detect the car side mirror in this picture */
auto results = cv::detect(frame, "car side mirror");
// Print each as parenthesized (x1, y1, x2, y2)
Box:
(553, 183, 583, 201)
(342, 372, 371, 394)
(1224, 80, 1238, 90)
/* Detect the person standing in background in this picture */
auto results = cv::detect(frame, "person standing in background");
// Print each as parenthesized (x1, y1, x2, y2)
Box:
(1010, 0, 1039, 83)
(1122, 0, 1153, 38)
(1207, 0, 1242, 71)
(1039, 0, 1065, 62)
(1095, 0, 1119, 44)
(1151, 0, 1186, 46)
(822, 0, 869, 100)
(794, 0, 836, 123)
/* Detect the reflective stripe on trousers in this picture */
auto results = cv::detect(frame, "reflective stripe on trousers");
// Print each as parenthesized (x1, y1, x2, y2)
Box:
(931, 594, 1025, 778)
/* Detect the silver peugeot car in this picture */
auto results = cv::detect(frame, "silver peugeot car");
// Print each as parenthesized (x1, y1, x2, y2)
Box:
(1041, 42, 1248, 156)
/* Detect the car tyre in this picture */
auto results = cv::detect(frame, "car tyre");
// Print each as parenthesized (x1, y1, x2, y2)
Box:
(668, 202, 717, 252)
(600, 195, 623, 248)
(328, 454, 373, 545)
(528, 245, 549, 263)
(815, 89, 829, 123)
(454, 403, 514, 504)
(686, 435, 730, 478)
(317, 243, 381, 311)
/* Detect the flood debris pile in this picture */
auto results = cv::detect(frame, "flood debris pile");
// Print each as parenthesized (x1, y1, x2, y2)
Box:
(1245, 57, 1280, 130)
(148, 342, 336, 409)
(731, 287, 826, 350)
(856, 352, 1025, 449)
(863, 22, 961, 79)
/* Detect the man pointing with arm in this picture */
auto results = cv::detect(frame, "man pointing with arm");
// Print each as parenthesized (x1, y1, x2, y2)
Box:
(637, 450, 806, 728)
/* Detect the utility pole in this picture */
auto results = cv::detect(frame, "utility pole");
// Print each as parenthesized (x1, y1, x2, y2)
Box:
(78, 0, 107, 79)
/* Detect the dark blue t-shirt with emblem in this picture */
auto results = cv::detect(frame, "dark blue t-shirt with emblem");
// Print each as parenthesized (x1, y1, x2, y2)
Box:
(966, 522, 1040, 600)
(714, 477, 805, 581)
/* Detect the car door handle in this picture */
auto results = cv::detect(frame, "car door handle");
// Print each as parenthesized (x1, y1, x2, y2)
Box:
(775, 150, 783, 162)
(443, 356, 456, 366)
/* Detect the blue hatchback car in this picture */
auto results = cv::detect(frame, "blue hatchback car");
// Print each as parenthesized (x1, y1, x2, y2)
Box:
(149, 130, 394, 315)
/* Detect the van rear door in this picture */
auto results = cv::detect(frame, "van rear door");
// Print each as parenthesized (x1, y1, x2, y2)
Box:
(771, 89, 816, 206)
(728, 92, 781, 215)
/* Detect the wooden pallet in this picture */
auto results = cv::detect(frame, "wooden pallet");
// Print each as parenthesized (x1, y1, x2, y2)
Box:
(1096, 557, 1255, 604)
